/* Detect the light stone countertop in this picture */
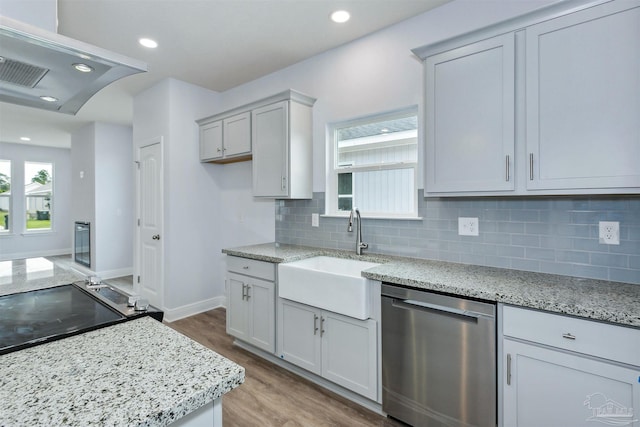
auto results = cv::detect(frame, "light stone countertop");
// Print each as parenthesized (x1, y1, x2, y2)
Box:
(0, 316, 245, 427)
(223, 243, 640, 329)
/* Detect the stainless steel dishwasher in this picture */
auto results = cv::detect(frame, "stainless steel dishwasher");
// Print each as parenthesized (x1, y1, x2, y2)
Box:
(382, 283, 497, 427)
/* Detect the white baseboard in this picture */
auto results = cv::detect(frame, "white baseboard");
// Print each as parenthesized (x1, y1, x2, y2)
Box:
(163, 296, 226, 323)
(0, 248, 71, 261)
(95, 267, 133, 280)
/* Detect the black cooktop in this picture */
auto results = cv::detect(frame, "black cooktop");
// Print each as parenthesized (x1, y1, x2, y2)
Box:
(0, 284, 126, 355)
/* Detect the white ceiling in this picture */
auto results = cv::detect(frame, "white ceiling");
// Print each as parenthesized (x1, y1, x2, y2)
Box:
(0, 0, 450, 149)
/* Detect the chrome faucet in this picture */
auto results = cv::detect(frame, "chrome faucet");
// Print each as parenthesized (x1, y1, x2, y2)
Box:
(347, 207, 368, 255)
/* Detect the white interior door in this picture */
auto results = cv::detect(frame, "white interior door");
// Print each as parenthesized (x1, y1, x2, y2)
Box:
(137, 141, 163, 309)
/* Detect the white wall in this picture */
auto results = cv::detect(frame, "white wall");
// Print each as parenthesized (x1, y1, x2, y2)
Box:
(71, 122, 134, 277)
(71, 124, 96, 248)
(0, 142, 72, 260)
(94, 123, 134, 275)
(133, 78, 276, 317)
(218, 0, 557, 193)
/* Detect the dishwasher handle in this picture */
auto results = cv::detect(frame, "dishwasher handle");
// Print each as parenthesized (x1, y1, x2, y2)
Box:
(390, 298, 491, 322)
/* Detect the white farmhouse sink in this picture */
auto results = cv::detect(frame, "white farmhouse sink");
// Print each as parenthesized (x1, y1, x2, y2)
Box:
(278, 256, 380, 320)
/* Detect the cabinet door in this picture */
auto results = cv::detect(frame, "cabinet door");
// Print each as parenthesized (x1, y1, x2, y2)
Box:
(321, 311, 377, 401)
(425, 33, 515, 194)
(226, 274, 248, 340)
(200, 120, 223, 161)
(503, 339, 640, 427)
(223, 112, 251, 157)
(246, 277, 275, 353)
(526, 2, 640, 191)
(252, 101, 289, 198)
(278, 299, 321, 375)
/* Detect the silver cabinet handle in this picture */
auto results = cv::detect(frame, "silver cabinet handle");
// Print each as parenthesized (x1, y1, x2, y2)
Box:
(529, 153, 534, 180)
(245, 285, 251, 300)
(320, 317, 325, 337)
(562, 333, 576, 340)
(152, 234, 160, 240)
(506, 353, 512, 385)
(216, 148, 221, 152)
(313, 315, 319, 335)
(242, 265, 249, 270)
(281, 176, 286, 190)
(506, 155, 510, 182)
(241, 284, 246, 300)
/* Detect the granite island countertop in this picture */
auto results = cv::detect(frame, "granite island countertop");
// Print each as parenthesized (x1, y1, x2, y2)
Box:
(0, 316, 244, 427)
(223, 243, 640, 329)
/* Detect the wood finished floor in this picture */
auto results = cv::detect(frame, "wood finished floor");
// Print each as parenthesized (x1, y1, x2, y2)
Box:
(168, 308, 405, 427)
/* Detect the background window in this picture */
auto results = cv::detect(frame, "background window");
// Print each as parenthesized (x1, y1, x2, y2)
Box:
(327, 108, 418, 217)
(0, 160, 10, 232)
(25, 162, 53, 230)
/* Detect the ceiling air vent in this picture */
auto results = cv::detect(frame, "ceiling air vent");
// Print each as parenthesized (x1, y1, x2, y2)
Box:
(0, 56, 49, 88)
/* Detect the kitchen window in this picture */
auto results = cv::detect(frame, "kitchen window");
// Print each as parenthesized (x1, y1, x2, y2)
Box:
(0, 160, 10, 232)
(326, 108, 418, 218)
(24, 161, 53, 231)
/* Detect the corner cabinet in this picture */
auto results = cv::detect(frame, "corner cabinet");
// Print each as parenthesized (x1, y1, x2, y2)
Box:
(277, 298, 378, 401)
(252, 93, 315, 199)
(501, 305, 640, 427)
(226, 256, 276, 353)
(415, 0, 640, 196)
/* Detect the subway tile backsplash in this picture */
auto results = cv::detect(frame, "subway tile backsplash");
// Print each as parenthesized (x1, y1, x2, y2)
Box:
(275, 191, 640, 285)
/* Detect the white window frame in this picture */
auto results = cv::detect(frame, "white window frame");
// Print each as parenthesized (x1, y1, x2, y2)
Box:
(0, 159, 11, 234)
(24, 161, 54, 233)
(326, 107, 419, 219)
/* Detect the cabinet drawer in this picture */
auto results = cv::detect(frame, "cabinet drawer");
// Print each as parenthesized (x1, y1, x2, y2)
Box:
(503, 305, 639, 367)
(227, 256, 275, 281)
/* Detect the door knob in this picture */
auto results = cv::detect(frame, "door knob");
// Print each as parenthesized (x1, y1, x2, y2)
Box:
(152, 235, 160, 240)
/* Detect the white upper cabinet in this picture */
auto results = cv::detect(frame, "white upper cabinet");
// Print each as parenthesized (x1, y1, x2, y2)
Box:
(199, 120, 223, 161)
(197, 90, 315, 199)
(425, 33, 515, 194)
(252, 93, 315, 199)
(414, 0, 640, 196)
(222, 112, 251, 158)
(198, 111, 251, 163)
(526, 1, 640, 191)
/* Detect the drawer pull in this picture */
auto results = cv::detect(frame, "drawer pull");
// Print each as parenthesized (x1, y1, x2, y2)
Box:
(242, 266, 249, 270)
(562, 333, 576, 340)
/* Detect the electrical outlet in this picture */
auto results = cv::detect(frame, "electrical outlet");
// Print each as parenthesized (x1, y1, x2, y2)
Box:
(599, 221, 620, 245)
(311, 213, 319, 227)
(458, 217, 479, 236)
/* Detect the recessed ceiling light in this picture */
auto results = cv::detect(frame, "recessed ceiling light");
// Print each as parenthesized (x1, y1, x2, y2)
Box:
(40, 96, 58, 102)
(330, 10, 350, 23)
(20, 136, 31, 141)
(73, 63, 94, 73)
(139, 38, 158, 48)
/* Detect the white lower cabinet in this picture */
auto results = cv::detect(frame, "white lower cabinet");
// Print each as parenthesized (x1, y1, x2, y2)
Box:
(502, 306, 640, 427)
(278, 298, 378, 401)
(226, 257, 275, 353)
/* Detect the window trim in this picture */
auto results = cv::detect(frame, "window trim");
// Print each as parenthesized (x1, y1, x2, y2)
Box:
(24, 161, 54, 233)
(0, 159, 11, 234)
(326, 107, 419, 219)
